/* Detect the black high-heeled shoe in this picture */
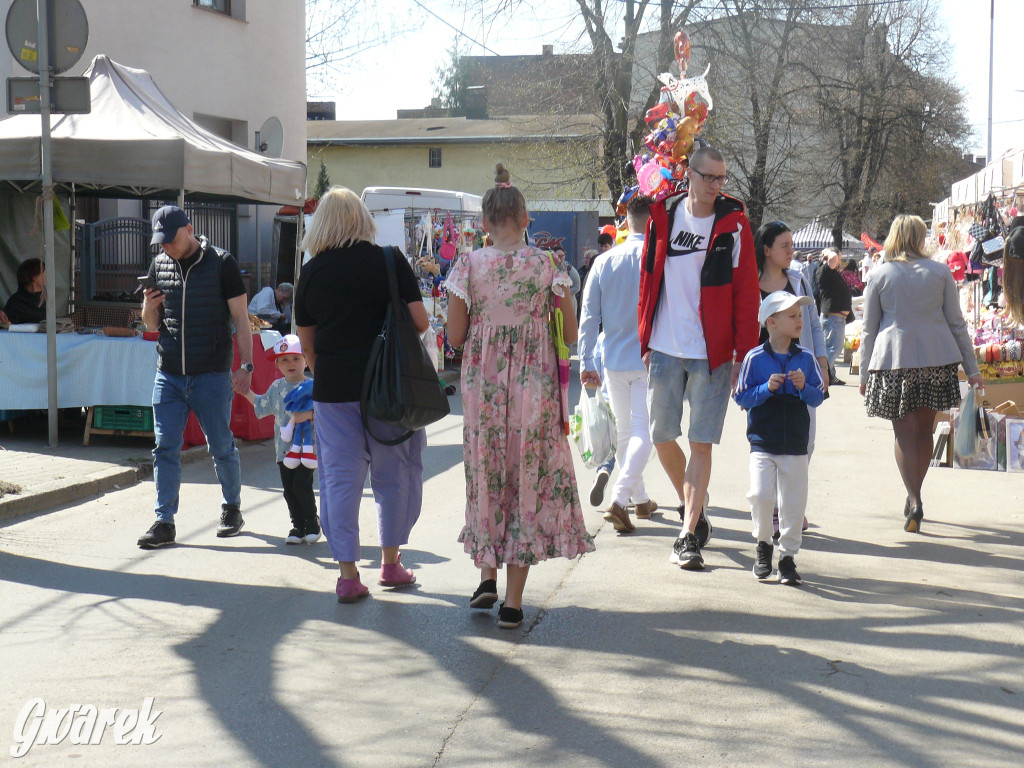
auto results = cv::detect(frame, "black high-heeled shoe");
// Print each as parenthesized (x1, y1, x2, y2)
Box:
(904, 504, 923, 533)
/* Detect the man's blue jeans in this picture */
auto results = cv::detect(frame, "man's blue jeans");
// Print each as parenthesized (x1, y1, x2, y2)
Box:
(152, 370, 241, 522)
(820, 313, 846, 372)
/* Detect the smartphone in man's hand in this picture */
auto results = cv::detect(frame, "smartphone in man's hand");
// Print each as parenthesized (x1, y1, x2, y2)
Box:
(137, 275, 159, 293)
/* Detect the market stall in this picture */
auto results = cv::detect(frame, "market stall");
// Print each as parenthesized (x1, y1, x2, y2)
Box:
(0, 54, 307, 445)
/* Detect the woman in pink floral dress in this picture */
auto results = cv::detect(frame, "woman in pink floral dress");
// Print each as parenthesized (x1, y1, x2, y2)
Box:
(445, 164, 595, 629)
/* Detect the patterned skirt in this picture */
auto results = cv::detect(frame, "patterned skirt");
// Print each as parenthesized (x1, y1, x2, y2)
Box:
(864, 363, 962, 420)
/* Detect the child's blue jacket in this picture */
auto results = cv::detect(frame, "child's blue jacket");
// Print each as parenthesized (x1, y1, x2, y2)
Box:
(734, 340, 825, 455)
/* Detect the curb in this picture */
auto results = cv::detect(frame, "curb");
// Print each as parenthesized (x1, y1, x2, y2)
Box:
(0, 444, 212, 524)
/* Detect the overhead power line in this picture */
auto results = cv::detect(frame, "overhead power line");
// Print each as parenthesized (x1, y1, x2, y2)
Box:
(410, 0, 500, 56)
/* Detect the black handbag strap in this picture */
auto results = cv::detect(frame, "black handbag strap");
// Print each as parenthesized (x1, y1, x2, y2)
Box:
(361, 246, 416, 445)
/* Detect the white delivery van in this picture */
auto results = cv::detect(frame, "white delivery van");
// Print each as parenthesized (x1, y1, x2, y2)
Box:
(360, 187, 483, 215)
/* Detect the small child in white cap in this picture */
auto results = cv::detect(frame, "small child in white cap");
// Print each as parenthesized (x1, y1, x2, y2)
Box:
(734, 291, 826, 585)
(238, 334, 320, 545)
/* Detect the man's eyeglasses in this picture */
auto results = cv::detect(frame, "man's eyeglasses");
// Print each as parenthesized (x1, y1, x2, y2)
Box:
(691, 168, 728, 186)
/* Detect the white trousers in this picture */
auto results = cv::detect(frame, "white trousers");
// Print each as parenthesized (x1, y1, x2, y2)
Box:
(605, 369, 654, 507)
(747, 451, 808, 558)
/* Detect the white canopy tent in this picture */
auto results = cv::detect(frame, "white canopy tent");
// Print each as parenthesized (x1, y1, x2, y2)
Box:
(0, 55, 306, 204)
(791, 219, 864, 252)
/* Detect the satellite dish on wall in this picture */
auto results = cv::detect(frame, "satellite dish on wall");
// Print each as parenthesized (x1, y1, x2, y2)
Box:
(5, 0, 89, 75)
(255, 116, 284, 157)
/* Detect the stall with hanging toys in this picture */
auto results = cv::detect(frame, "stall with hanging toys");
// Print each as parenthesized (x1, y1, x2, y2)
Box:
(926, 151, 1024, 470)
(407, 208, 486, 385)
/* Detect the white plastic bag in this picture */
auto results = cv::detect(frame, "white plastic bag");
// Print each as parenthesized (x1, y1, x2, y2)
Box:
(570, 388, 616, 469)
(953, 384, 978, 459)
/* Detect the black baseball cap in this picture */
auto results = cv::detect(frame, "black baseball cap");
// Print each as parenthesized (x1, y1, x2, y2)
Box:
(151, 205, 191, 245)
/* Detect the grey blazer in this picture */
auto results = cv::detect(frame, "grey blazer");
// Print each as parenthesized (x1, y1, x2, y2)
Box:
(859, 257, 980, 386)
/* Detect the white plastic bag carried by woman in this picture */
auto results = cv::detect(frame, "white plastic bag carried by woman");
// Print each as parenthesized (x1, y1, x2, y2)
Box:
(952, 384, 979, 459)
(571, 388, 616, 469)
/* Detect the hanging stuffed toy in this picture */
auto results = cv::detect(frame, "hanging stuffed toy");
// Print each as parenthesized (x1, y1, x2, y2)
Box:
(280, 379, 317, 469)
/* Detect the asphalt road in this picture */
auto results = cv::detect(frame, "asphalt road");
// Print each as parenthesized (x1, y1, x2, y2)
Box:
(1, 377, 1022, 767)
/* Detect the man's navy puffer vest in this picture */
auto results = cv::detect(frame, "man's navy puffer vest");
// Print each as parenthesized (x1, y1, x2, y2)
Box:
(153, 238, 234, 375)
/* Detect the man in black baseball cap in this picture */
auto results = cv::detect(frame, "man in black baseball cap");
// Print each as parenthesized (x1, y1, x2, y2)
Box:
(137, 205, 254, 549)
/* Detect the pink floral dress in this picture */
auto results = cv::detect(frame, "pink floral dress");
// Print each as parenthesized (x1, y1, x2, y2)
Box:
(445, 245, 595, 569)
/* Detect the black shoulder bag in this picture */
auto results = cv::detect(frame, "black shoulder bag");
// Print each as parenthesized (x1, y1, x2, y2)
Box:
(360, 246, 451, 445)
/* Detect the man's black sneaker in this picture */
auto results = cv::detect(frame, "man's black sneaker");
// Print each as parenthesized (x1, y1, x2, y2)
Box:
(753, 541, 773, 579)
(589, 468, 610, 507)
(694, 509, 713, 548)
(470, 579, 499, 610)
(677, 493, 712, 547)
(285, 528, 303, 545)
(830, 377, 846, 386)
(138, 521, 176, 549)
(669, 532, 704, 570)
(778, 555, 801, 586)
(216, 504, 245, 537)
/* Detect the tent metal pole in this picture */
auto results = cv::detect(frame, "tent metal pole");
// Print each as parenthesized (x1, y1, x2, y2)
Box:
(292, 208, 304, 335)
(38, 0, 58, 446)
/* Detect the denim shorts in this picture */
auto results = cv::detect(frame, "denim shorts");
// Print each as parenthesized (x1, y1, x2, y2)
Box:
(647, 351, 732, 444)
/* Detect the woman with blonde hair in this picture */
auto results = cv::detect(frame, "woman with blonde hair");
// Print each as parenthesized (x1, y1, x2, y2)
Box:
(859, 214, 983, 532)
(293, 186, 431, 602)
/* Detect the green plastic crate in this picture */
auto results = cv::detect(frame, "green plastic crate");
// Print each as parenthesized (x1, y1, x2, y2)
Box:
(92, 405, 154, 432)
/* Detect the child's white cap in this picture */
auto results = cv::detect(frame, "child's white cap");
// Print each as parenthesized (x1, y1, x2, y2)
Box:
(758, 291, 813, 325)
(267, 333, 304, 361)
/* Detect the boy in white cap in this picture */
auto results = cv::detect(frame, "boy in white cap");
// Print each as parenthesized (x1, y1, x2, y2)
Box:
(734, 291, 825, 585)
(238, 334, 320, 544)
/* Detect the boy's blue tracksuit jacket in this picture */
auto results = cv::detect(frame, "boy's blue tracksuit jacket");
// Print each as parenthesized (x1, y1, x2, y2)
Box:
(734, 340, 825, 455)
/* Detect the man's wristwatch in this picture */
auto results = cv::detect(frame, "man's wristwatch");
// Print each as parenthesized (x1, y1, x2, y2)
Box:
(240, 362, 254, 373)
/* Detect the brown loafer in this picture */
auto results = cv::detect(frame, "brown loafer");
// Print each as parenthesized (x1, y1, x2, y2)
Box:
(603, 502, 635, 532)
(632, 499, 658, 519)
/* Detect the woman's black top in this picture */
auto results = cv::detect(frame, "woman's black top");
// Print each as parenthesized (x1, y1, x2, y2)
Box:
(294, 242, 421, 403)
(4, 287, 46, 324)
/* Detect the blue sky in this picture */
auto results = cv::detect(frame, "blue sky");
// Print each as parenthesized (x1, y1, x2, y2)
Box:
(330, 0, 1021, 160)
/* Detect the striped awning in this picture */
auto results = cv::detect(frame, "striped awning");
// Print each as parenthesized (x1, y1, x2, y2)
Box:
(791, 219, 863, 251)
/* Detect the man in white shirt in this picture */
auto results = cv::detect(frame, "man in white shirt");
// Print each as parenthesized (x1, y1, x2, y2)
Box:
(637, 147, 760, 571)
(579, 194, 658, 533)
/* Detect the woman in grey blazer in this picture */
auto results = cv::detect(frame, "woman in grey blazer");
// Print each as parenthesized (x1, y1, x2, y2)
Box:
(859, 215, 983, 533)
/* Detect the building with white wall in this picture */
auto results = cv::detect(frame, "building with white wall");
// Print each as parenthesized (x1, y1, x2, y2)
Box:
(0, 0, 307, 289)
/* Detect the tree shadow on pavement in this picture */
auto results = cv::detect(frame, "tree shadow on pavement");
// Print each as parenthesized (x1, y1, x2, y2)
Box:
(1, 544, 1022, 767)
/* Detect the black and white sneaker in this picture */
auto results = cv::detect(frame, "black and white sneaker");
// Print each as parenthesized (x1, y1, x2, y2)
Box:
(669, 532, 704, 570)
(753, 541, 773, 580)
(470, 579, 499, 610)
(216, 504, 245, 538)
(694, 509, 713, 548)
(589, 468, 610, 507)
(778, 555, 801, 586)
(678, 493, 713, 547)
(137, 521, 176, 549)
(285, 528, 303, 545)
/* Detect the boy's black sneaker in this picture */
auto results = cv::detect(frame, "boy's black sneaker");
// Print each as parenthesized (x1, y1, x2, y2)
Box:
(669, 532, 704, 570)
(753, 541, 773, 579)
(285, 528, 304, 545)
(778, 555, 801, 586)
(138, 521, 175, 549)
(216, 504, 245, 537)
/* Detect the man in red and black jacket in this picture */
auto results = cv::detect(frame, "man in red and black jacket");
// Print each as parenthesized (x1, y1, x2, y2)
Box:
(637, 146, 760, 571)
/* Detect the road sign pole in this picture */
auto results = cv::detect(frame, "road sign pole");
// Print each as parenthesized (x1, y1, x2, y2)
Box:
(37, 0, 58, 446)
